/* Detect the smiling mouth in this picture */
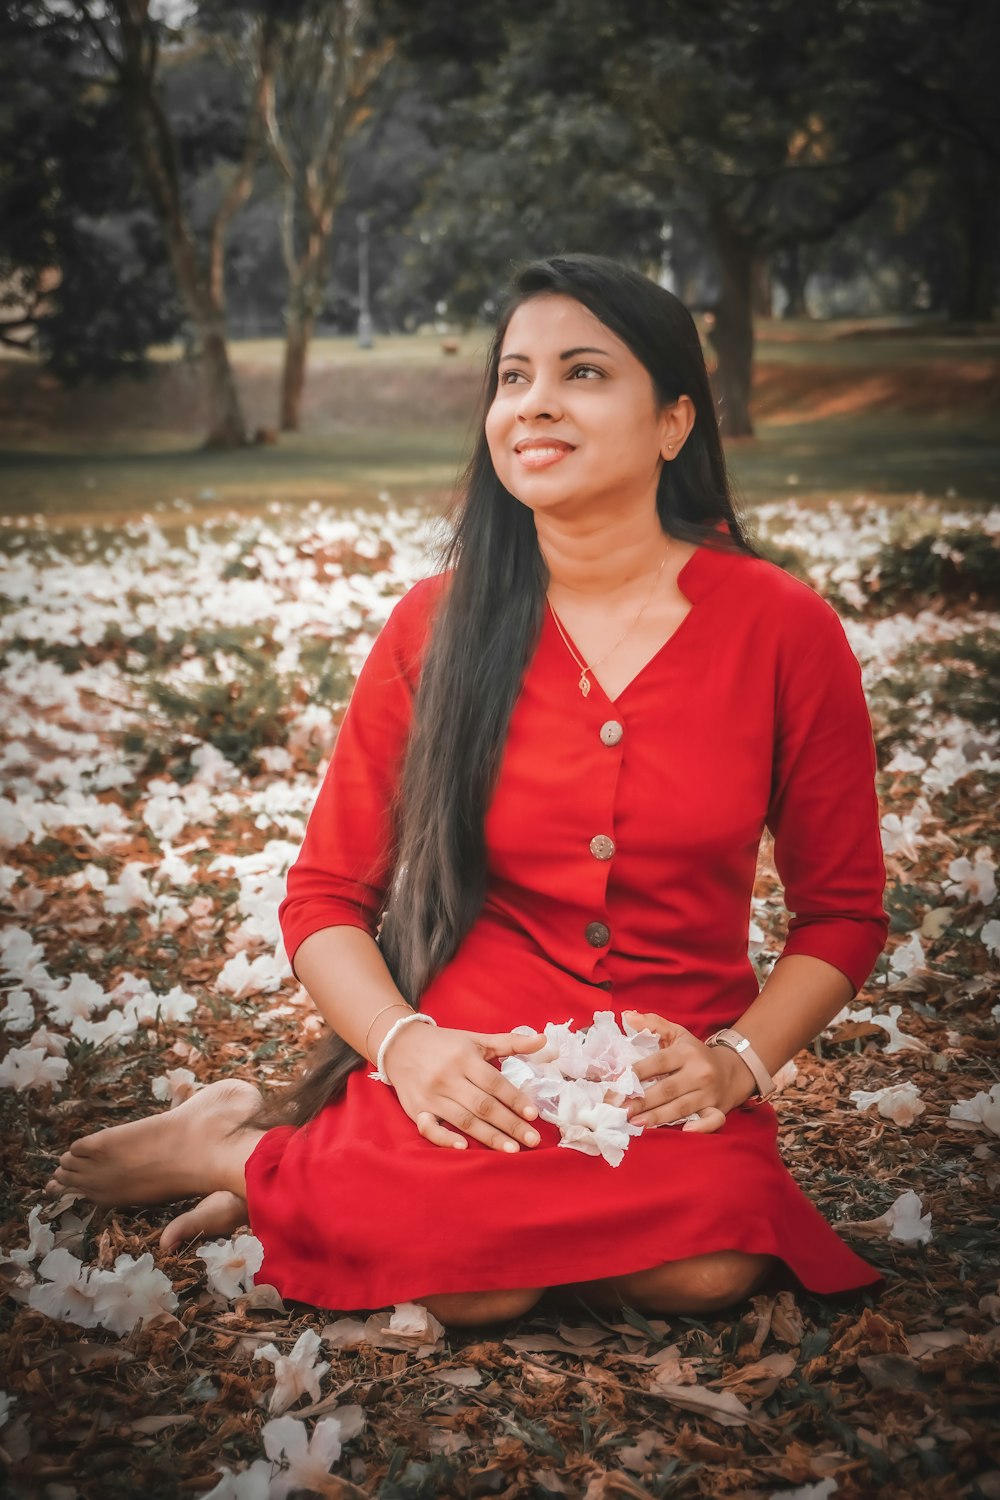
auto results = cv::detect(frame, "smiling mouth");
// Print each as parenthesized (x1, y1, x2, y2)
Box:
(514, 442, 575, 467)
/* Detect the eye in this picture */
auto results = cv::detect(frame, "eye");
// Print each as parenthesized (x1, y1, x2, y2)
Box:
(498, 369, 526, 386)
(568, 364, 604, 380)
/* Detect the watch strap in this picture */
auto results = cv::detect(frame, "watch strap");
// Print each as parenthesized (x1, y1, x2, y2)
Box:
(706, 1027, 775, 1106)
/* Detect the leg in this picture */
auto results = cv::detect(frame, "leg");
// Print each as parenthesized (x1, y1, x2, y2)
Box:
(45, 1079, 264, 1212)
(560, 1249, 780, 1317)
(418, 1286, 546, 1329)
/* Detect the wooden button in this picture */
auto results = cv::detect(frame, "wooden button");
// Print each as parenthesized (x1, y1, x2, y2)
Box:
(585, 921, 610, 947)
(589, 835, 615, 860)
(600, 720, 623, 746)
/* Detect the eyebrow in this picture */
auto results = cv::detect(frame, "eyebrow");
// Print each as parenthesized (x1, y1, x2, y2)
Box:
(498, 346, 614, 364)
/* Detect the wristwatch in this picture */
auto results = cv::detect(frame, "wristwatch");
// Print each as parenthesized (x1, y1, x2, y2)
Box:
(706, 1027, 775, 1107)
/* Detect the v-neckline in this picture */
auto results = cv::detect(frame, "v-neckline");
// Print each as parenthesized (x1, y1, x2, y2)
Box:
(545, 546, 704, 706)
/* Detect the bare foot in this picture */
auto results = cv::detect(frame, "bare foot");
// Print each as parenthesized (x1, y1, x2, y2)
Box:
(44, 1079, 263, 1207)
(160, 1190, 249, 1253)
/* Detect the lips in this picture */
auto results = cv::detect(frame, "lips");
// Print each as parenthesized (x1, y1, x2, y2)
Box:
(514, 438, 575, 454)
(513, 438, 575, 469)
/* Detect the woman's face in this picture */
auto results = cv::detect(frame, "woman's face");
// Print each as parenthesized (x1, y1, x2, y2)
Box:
(485, 293, 676, 521)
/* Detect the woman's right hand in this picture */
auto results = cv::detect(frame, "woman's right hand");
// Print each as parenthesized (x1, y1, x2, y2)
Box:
(382, 1022, 547, 1152)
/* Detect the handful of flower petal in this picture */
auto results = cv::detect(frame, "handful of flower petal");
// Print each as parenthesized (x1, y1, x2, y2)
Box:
(501, 1010, 698, 1166)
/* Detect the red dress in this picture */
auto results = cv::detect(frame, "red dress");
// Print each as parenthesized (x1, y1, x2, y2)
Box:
(245, 538, 890, 1311)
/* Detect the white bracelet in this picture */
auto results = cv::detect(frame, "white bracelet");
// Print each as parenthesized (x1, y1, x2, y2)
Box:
(368, 1011, 437, 1086)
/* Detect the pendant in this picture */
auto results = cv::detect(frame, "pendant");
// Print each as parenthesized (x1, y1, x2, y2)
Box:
(579, 672, 591, 697)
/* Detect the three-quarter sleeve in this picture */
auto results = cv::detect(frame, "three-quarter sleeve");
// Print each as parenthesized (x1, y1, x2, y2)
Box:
(765, 600, 889, 996)
(278, 576, 443, 970)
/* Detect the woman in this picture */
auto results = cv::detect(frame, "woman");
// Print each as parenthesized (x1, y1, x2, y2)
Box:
(48, 255, 889, 1328)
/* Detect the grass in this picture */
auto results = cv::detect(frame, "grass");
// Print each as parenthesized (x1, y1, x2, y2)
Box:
(0, 321, 997, 526)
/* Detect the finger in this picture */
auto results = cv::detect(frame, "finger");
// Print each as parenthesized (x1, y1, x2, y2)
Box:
(682, 1107, 727, 1133)
(630, 1088, 707, 1129)
(632, 1052, 681, 1084)
(457, 1077, 543, 1150)
(436, 1095, 533, 1154)
(415, 1110, 468, 1150)
(469, 1060, 542, 1128)
(623, 1011, 684, 1041)
(477, 1030, 546, 1061)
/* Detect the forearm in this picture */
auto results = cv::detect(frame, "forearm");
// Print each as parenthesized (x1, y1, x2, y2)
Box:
(292, 925, 413, 1064)
(716, 953, 855, 1112)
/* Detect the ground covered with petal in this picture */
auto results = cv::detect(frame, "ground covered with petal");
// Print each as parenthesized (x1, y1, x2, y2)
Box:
(0, 497, 998, 1500)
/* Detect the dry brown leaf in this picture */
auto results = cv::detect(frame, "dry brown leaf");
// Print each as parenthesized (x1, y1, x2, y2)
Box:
(125, 1413, 194, 1435)
(856, 1352, 931, 1390)
(435, 1366, 482, 1388)
(320, 1316, 369, 1349)
(719, 1350, 797, 1393)
(555, 1322, 614, 1347)
(769, 1290, 806, 1345)
(644, 1379, 751, 1427)
(906, 1328, 970, 1358)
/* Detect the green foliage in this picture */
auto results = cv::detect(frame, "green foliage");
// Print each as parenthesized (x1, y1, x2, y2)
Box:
(868, 531, 1000, 611)
(0, 7, 183, 375)
(146, 662, 289, 768)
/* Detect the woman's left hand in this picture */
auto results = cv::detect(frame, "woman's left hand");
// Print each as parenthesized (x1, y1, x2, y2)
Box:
(622, 1011, 745, 1135)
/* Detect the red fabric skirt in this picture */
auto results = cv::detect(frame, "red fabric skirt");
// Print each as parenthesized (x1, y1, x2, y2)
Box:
(245, 928, 884, 1311)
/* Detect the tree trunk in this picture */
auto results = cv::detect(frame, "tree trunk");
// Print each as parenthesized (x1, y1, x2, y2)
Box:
(777, 243, 808, 319)
(751, 254, 772, 318)
(110, 3, 252, 448)
(278, 211, 330, 431)
(280, 304, 314, 432)
(947, 148, 998, 322)
(707, 205, 756, 438)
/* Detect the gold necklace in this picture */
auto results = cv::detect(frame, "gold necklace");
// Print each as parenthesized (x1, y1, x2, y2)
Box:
(547, 555, 667, 698)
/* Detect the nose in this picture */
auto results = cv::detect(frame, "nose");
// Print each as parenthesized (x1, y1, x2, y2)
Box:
(516, 371, 562, 422)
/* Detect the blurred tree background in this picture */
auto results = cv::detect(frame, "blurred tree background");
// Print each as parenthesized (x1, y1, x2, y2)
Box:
(0, 0, 996, 447)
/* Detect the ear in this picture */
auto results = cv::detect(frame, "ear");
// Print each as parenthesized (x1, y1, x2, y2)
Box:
(659, 394, 696, 461)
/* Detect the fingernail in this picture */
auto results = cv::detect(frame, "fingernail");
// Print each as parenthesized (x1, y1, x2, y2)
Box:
(454, 1139, 467, 1149)
(523, 1105, 538, 1119)
(504, 1141, 519, 1153)
(631, 1115, 646, 1128)
(525, 1130, 540, 1146)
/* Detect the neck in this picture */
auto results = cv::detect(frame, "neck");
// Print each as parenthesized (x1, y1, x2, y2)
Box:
(536, 506, 672, 599)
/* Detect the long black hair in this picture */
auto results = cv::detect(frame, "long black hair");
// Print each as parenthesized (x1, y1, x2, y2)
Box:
(261, 253, 763, 1128)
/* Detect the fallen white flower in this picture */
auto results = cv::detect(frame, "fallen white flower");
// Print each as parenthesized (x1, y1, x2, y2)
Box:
(70, 1009, 139, 1049)
(869, 1004, 929, 1054)
(0, 1045, 70, 1092)
(949, 1083, 1000, 1137)
(44, 972, 108, 1027)
(201, 1463, 271, 1500)
(944, 853, 997, 906)
(387, 1302, 445, 1342)
(0, 988, 35, 1032)
(884, 748, 926, 775)
(870, 1189, 933, 1245)
(255, 1328, 329, 1415)
(880, 812, 925, 860)
(152, 1066, 201, 1107)
(103, 862, 154, 913)
(982, 919, 1000, 959)
(6, 1206, 55, 1268)
(262, 1408, 364, 1500)
(28, 1249, 101, 1327)
(197, 1233, 264, 1301)
(849, 1082, 926, 1125)
(89, 1252, 179, 1335)
(889, 932, 926, 979)
(0, 1391, 12, 1427)
(765, 1480, 838, 1500)
(217, 950, 288, 1000)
